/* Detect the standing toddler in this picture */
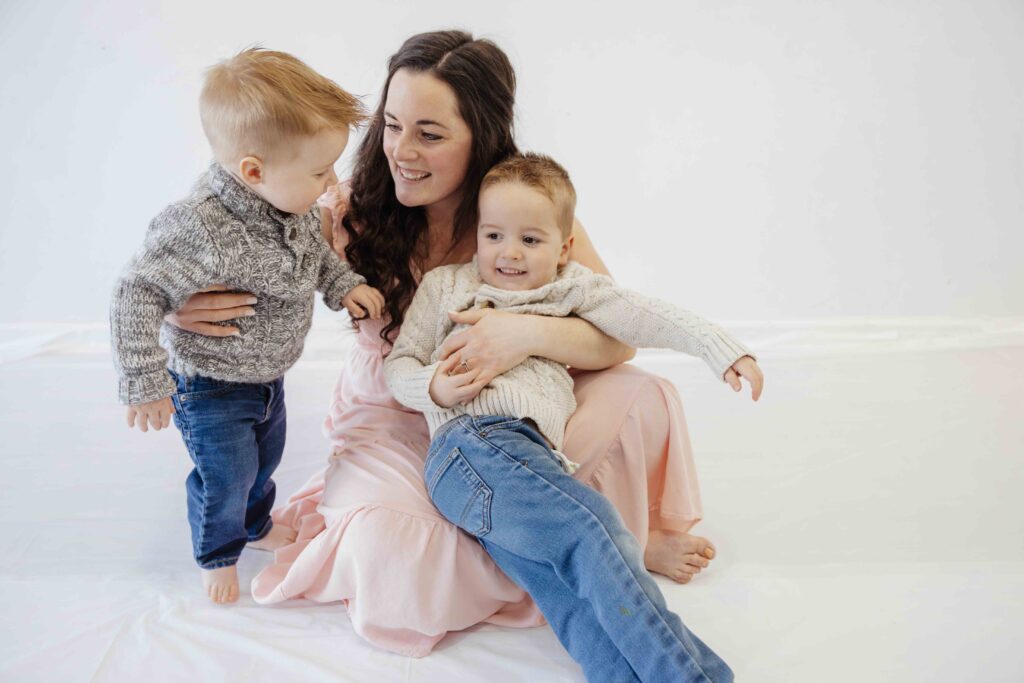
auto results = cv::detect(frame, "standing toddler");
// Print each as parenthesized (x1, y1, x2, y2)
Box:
(110, 48, 382, 603)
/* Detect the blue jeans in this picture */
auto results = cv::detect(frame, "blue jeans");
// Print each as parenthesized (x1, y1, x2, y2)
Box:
(169, 370, 286, 569)
(425, 415, 733, 683)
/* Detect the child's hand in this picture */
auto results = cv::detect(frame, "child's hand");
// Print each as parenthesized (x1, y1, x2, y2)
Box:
(429, 355, 490, 408)
(342, 284, 385, 320)
(125, 397, 175, 432)
(724, 356, 764, 401)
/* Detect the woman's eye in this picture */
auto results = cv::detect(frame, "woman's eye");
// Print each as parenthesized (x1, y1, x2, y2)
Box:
(422, 132, 442, 141)
(385, 123, 400, 132)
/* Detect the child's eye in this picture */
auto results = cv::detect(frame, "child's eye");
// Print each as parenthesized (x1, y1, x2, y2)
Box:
(485, 232, 500, 241)
(523, 236, 540, 245)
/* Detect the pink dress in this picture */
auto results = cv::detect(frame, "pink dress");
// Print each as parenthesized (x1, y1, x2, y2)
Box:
(251, 189, 705, 657)
(251, 319, 704, 656)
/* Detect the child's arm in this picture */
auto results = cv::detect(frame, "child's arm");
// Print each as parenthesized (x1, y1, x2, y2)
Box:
(111, 207, 223, 415)
(567, 267, 763, 398)
(311, 222, 382, 318)
(382, 269, 484, 410)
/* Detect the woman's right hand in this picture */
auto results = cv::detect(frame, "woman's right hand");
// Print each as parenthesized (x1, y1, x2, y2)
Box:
(164, 285, 257, 337)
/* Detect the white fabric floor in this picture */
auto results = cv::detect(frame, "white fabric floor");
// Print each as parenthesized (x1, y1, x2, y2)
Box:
(1, 317, 1022, 682)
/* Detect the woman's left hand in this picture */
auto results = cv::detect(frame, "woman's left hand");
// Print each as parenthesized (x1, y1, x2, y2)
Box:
(438, 309, 533, 392)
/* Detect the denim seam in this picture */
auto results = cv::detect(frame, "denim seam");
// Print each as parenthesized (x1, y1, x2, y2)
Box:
(175, 402, 211, 559)
(461, 423, 709, 679)
(198, 556, 240, 570)
(426, 447, 461, 498)
(429, 445, 492, 536)
(477, 416, 524, 436)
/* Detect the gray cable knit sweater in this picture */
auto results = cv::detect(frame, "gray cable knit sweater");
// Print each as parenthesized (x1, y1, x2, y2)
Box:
(111, 162, 365, 405)
(383, 259, 753, 451)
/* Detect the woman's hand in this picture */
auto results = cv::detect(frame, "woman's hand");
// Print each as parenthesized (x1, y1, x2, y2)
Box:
(438, 309, 535, 391)
(724, 355, 764, 401)
(164, 285, 257, 337)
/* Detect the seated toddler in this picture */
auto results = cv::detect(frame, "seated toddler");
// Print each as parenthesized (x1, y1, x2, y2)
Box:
(383, 153, 761, 681)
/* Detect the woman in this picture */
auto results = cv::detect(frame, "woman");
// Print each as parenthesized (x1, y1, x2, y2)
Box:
(170, 30, 717, 657)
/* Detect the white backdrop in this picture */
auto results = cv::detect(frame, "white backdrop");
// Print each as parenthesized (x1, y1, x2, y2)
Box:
(0, 0, 1021, 325)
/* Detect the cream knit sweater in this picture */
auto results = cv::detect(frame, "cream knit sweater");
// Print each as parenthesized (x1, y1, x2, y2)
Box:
(383, 260, 752, 451)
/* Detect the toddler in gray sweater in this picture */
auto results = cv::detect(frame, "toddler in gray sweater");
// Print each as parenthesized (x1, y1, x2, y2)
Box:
(110, 49, 382, 604)
(383, 153, 761, 679)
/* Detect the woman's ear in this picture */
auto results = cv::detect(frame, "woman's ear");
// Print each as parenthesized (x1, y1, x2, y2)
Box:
(237, 156, 264, 186)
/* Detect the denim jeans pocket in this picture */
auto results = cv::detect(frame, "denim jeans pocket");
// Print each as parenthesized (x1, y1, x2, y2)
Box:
(175, 376, 237, 402)
(425, 447, 492, 537)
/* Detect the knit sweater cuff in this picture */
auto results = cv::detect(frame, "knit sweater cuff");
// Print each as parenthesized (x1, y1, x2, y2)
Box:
(389, 361, 448, 413)
(321, 267, 366, 312)
(702, 329, 756, 381)
(119, 369, 176, 405)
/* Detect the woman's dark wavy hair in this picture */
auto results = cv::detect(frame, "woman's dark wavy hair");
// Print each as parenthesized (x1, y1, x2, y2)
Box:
(342, 30, 519, 343)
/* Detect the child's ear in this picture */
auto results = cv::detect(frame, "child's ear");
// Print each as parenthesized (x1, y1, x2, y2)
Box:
(558, 234, 574, 266)
(238, 156, 264, 186)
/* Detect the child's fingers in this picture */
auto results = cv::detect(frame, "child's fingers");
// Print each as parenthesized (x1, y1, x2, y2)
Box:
(138, 414, 150, 433)
(126, 408, 137, 429)
(748, 372, 764, 401)
(452, 367, 483, 387)
(439, 354, 461, 376)
(724, 369, 741, 392)
(346, 302, 367, 319)
(457, 376, 491, 403)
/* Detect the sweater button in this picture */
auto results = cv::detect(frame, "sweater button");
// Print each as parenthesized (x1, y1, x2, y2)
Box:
(289, 227, 297, 240)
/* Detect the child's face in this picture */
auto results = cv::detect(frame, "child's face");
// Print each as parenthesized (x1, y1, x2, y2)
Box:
(476, 182, 571, 291)
(241, 128, 349, 215)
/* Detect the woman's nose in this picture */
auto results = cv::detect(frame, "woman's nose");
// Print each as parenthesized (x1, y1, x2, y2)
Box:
(392, 131, 417, 162)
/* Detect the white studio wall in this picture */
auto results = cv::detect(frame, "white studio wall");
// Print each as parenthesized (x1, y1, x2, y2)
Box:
(0, 0, 1021, 325)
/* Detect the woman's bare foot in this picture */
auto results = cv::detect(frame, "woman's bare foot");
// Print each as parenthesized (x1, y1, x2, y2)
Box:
(644, 530, 716, 584)
(202, 565, 239, 604)
(247, 523, 296, 552)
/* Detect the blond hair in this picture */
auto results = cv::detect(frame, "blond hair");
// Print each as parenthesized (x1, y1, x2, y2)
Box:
(480, 153, 576, 237)
(200, 47, 366, 163)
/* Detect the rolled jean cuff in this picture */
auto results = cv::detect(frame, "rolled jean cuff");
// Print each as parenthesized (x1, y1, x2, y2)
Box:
(198, 556, 239, 570)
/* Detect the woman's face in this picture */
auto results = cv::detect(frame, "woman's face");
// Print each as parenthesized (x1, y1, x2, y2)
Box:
(383, 68, 473, 216)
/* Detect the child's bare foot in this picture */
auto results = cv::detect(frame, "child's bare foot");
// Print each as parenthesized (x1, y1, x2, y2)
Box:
(247, 523, 296, 552)
(644, 530, 716, 584)
(202, 565, 239, 604)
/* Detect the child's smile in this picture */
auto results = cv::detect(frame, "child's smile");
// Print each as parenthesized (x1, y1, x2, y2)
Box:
(476, 182, 571, 291)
